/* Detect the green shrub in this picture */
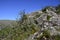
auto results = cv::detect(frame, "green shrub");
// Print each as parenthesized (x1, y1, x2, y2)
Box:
(55, 35, 60, 40)
(47, 15, 51, 21)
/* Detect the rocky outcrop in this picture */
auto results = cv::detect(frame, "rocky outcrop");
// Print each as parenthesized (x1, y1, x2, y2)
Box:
(27, 6, 60, 40)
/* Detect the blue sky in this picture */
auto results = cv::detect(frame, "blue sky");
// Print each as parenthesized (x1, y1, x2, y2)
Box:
(0, 0, 60, 20)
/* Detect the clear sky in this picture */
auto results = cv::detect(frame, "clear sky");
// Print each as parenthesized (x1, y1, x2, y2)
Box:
(0, 0, 60, 20)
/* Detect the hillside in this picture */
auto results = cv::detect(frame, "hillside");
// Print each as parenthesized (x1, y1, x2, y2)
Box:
(0, 20, 16, 30)
(0, 20, 16, 25)
(0, 5, 60, 40)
